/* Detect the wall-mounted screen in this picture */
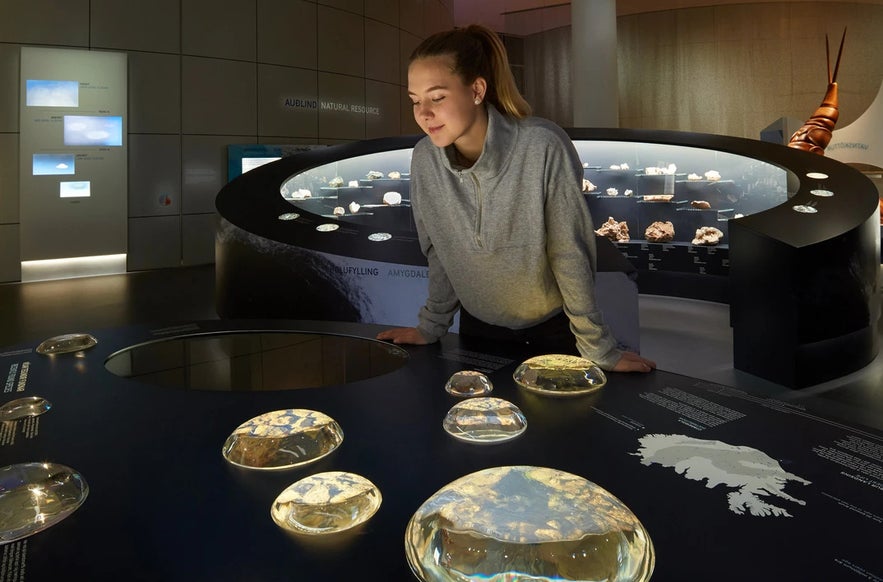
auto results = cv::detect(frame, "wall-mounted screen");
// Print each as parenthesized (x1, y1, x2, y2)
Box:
(33, 154, 76, 176)
(26, 79, 79, 107)
(63, 115, 123, 147)
(59, 181, 91, 198)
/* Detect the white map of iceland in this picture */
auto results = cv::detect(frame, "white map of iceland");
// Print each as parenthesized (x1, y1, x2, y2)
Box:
(633, 434, 811, 517)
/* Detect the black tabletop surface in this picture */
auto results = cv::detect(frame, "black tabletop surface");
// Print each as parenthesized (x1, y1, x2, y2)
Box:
(1, 320, 880, 581)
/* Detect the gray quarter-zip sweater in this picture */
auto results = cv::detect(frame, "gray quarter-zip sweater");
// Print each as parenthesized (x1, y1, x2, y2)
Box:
(411, 104, 621, 370)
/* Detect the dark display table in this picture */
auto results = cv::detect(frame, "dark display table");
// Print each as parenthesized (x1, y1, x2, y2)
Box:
(1, 320, 880, 581)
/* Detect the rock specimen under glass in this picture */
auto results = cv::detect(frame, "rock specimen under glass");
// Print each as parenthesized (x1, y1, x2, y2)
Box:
(368, 232, 392, 242)
(513, 354, 606, 397)
(332, 206, 345, 216)
(316, 223, 339, 232)
(278, 212, 300, 221)
(222, 409, 343, 470)
(687, 172, 701, 181)
(704, 170, 721, 181)
(581, 178, 596, 192)
(442, 397, 527, 444)
(0, 396, 52, 421)
(292, 189, 312, 200)
(690, 200, 711, 209)
(692, 226, 724, 245)
(328, 177, 344, 188)
(444, 370, 493, 397)
(388, 171, 401, 179)
(595, 216, 630, 242)
(383, 191, 402, 205)
(644, 221, 675, 243)
(271, 471, 381, 535)
(811, 189, 834, 197)
(36, 333, 98, 355)
(405, 465, 655, 581)
(0, 462, 89, 544)
(348, 180, 359, 188)
(793, 205, 818, 214)
(606, 187, 618, 196)
(642, 194, 673, 202)
(624, 189, 634, 196)
(366, 170, 383, 179)
(348, 201, 361, 214)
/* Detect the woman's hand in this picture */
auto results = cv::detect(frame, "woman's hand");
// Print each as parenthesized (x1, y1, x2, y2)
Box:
(612, 351, 656, 373)
(376, 327, 430, 345)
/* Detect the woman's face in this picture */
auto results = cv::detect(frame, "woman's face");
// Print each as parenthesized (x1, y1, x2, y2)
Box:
(408, 56, 486, 151)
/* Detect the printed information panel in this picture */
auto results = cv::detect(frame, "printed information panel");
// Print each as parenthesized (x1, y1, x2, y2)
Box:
(0, 321, 879, 581)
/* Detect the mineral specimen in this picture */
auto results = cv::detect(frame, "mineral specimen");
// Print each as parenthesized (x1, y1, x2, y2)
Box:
(348, 180, 359, 188)
(383, 191, 402, 205)
(687, 173, 702, 181)
(606, 187, 618, 196)
(366, 170, 383, 179)
(690, 200, 711, 209)
(624, 189, 634, 196)
(328, 177, 344, 188)
(582, 178, 597, 192)
(388, 171, 401, 179)
(704, 170, 721, 181)
(642, 194, 673, 202)
(692, 226, 724, 245)
(292, 189, 312, 200)
(595, 216, 630, 242)
(348, 201, 360, 214)
(645, 221, 675, 242)
(332, 206, 345, 216)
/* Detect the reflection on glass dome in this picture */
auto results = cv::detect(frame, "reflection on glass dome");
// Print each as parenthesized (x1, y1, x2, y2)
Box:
(222, 409, 343, 470)
(513, 354, 606, 397)
(444, 370, 493, 397)
(316, 223, 339, 232)
(271, 471, 381, 535)
(442, 397, 526, 444)
(405, 466, 654, 581)
(810, 189, 833, 197)
(278, 212, 300, 220)
(36, 333, 97, 355)
(368, 232, 392, 242)
(0, 462, 89, 544)
(0, 396, 52, 421)
(793, 205, 818, 214)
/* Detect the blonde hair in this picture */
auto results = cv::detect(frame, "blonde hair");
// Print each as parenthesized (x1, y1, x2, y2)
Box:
(410, 24, 532, 119)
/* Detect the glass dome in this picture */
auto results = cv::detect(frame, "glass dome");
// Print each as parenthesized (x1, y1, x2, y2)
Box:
(0, 462, 89, 544)
(36, 333, 97, 355)
(405, 465, 654, 581)
(444, 370, 493, 397)
(442, 398, 526, 444)
(270, 471, 381, 535)
(513, 354, 607, 397)
(222, 409, 343, 470)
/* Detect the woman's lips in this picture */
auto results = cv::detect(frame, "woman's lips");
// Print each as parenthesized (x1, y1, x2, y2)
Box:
(427, 125, 443, 134)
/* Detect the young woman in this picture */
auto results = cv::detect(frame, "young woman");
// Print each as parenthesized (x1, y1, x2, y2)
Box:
(376, 25, 655, 373)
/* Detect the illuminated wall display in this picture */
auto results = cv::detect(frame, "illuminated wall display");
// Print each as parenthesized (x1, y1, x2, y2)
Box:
(19, 47, 128, 281)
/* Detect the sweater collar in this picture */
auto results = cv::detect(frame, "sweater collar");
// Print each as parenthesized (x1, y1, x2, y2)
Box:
(441, 103, 516, 181)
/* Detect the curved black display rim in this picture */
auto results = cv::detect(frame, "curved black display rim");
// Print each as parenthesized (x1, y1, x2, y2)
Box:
(215, 128, 879, 267)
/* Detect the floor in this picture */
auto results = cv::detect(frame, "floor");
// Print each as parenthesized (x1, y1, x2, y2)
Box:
(1, 265, 880, 430)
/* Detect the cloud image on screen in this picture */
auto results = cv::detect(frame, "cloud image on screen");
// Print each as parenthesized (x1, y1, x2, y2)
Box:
(64, 115, 123, 147)
(60, 181, 91, 198)
(26, 80, 79, 107)
(33, 154, 76, 176)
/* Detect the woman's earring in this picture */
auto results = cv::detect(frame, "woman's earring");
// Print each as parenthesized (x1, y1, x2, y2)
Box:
(474, 98, 481, 105)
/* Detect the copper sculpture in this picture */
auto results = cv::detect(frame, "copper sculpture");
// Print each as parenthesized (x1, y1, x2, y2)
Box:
(788, 29, 847, 155)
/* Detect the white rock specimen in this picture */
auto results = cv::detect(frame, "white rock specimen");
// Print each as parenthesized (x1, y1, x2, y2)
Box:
(383, 191, 402, 205)
(692, 226, 724, 245)
(624, 189, 634, 197)
(348, 180, 359, 187)
(606, 187, 618, 196)
(366, 170, 383, 179)
(388, 171, 401, 179)
(704, 170, 721, 181)
(348, 201, 360, 214)
(328, 177, 344, 188)
(688, 173, 702, 181)
(582, 179, 597, 192)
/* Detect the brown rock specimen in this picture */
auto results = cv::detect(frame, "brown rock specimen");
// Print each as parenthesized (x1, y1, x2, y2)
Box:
(645, 221, 674, 243)
(595, 216, 630, 242)
(691, 200, 711, 209)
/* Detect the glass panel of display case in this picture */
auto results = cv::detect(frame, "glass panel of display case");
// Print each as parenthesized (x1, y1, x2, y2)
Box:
(104, 332, 408, 391)
(405, 465, 655, 581)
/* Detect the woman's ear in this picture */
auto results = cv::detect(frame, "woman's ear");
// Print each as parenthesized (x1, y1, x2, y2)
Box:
(472, 77, 488, 103)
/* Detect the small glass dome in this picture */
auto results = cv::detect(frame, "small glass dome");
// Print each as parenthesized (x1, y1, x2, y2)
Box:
(444, 370, 493, 397)
(222, 409, 343, 470)
(442, 398, 526, 444)
(406, 465, 654, 581)
(36, 333, 97, 355)
(513, 354, 607, 397)
(271, 471, 381, 535)
(0, 396, 52, 421)
(0, 462, 89, 544)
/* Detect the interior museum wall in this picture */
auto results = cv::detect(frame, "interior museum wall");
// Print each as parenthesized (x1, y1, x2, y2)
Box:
(523, 2, 883, 139)
(0, 0, 452, 283)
